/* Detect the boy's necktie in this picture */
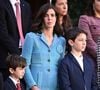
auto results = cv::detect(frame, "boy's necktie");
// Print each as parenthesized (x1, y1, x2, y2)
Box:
(16, 83, 21, 90)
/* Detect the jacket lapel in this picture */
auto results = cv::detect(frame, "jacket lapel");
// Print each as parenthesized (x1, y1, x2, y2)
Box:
(5, 0, 17, 25)
(70, 53, 83, 72)
(20, 0, 25, 34)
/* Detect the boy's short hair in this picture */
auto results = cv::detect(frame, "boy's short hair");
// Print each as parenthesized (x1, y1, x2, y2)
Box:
(66, 27, 87, 52)
(66, 27, 87, 41)
(6, 54, 26, 70)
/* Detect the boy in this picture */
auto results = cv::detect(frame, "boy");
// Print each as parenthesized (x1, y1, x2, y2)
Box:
(4, 54, 26, 90)
(58, 27, 98, 90)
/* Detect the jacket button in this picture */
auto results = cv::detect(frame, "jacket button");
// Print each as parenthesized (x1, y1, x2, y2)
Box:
(47, 69, 50, 72)
(48, 59, 50, 62)
(48, 49, 50, 52)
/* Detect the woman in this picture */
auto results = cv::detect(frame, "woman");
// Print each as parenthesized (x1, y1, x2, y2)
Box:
(51, 0, 72, 38)
(22, 3, 66, 90)
(78, 0, 100, 62)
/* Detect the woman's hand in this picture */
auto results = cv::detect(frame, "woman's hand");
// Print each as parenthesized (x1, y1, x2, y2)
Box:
(31, 85, 40, 90)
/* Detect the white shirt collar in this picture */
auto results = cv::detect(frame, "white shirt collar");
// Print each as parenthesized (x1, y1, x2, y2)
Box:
(9, 76, 19, 87)
(71, 52, 84, 71)
(9, 0, 20, 6)
(9, 0, 21, 16)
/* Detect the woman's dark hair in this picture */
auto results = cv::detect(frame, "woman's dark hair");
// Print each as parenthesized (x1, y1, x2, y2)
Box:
(32, 3, 62, 36)
(83, 0, 95, 16)
(66, 27, 87, 52)
(51, 0, 72, 37)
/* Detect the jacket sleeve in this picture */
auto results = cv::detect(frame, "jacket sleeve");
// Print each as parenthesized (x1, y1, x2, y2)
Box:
(91, 60, 98, 90)
(22, 33, 37, 89)
(58, 58, 72, 90)
(59, 37, 66, 59)
(78, 15, 96, 60)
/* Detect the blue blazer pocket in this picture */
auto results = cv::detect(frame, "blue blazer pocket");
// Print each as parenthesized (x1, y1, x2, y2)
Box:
(37, 72, 42, 87)
(31, 52, 42, 64)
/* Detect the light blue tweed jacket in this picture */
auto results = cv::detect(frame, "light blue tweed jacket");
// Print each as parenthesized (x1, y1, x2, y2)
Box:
(22, 32, 66, 90)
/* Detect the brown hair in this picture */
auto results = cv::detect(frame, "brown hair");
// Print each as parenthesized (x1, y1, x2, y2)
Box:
(66, 27, 87, 52)
(51, 0, 72, 37)
(83, 0, 95, 16)
(6, 54, 26, 70)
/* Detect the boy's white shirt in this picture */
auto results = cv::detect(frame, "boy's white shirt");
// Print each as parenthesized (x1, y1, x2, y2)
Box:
(9, 76, 19, 87)
(71, 52, 84, 71)
(71, 52, 87, 90)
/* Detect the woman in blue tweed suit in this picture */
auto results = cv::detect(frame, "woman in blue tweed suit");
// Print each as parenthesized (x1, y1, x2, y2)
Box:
(22, 3, 66, 90)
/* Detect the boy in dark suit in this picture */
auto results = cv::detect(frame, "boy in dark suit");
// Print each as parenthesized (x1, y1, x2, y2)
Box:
(58, 27, 98, 90)
(4, 54, 26, 90)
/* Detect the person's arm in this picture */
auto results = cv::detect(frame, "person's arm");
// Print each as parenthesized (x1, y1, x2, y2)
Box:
(31, 86, 40, 90)
(91, 60, 98, 90)
(0, 4, 20, 54)
(59, 37, 66, 59)
(58, 58, 72, 90)
(78, 15, 96, 59)
(22, 33, 39, 90)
